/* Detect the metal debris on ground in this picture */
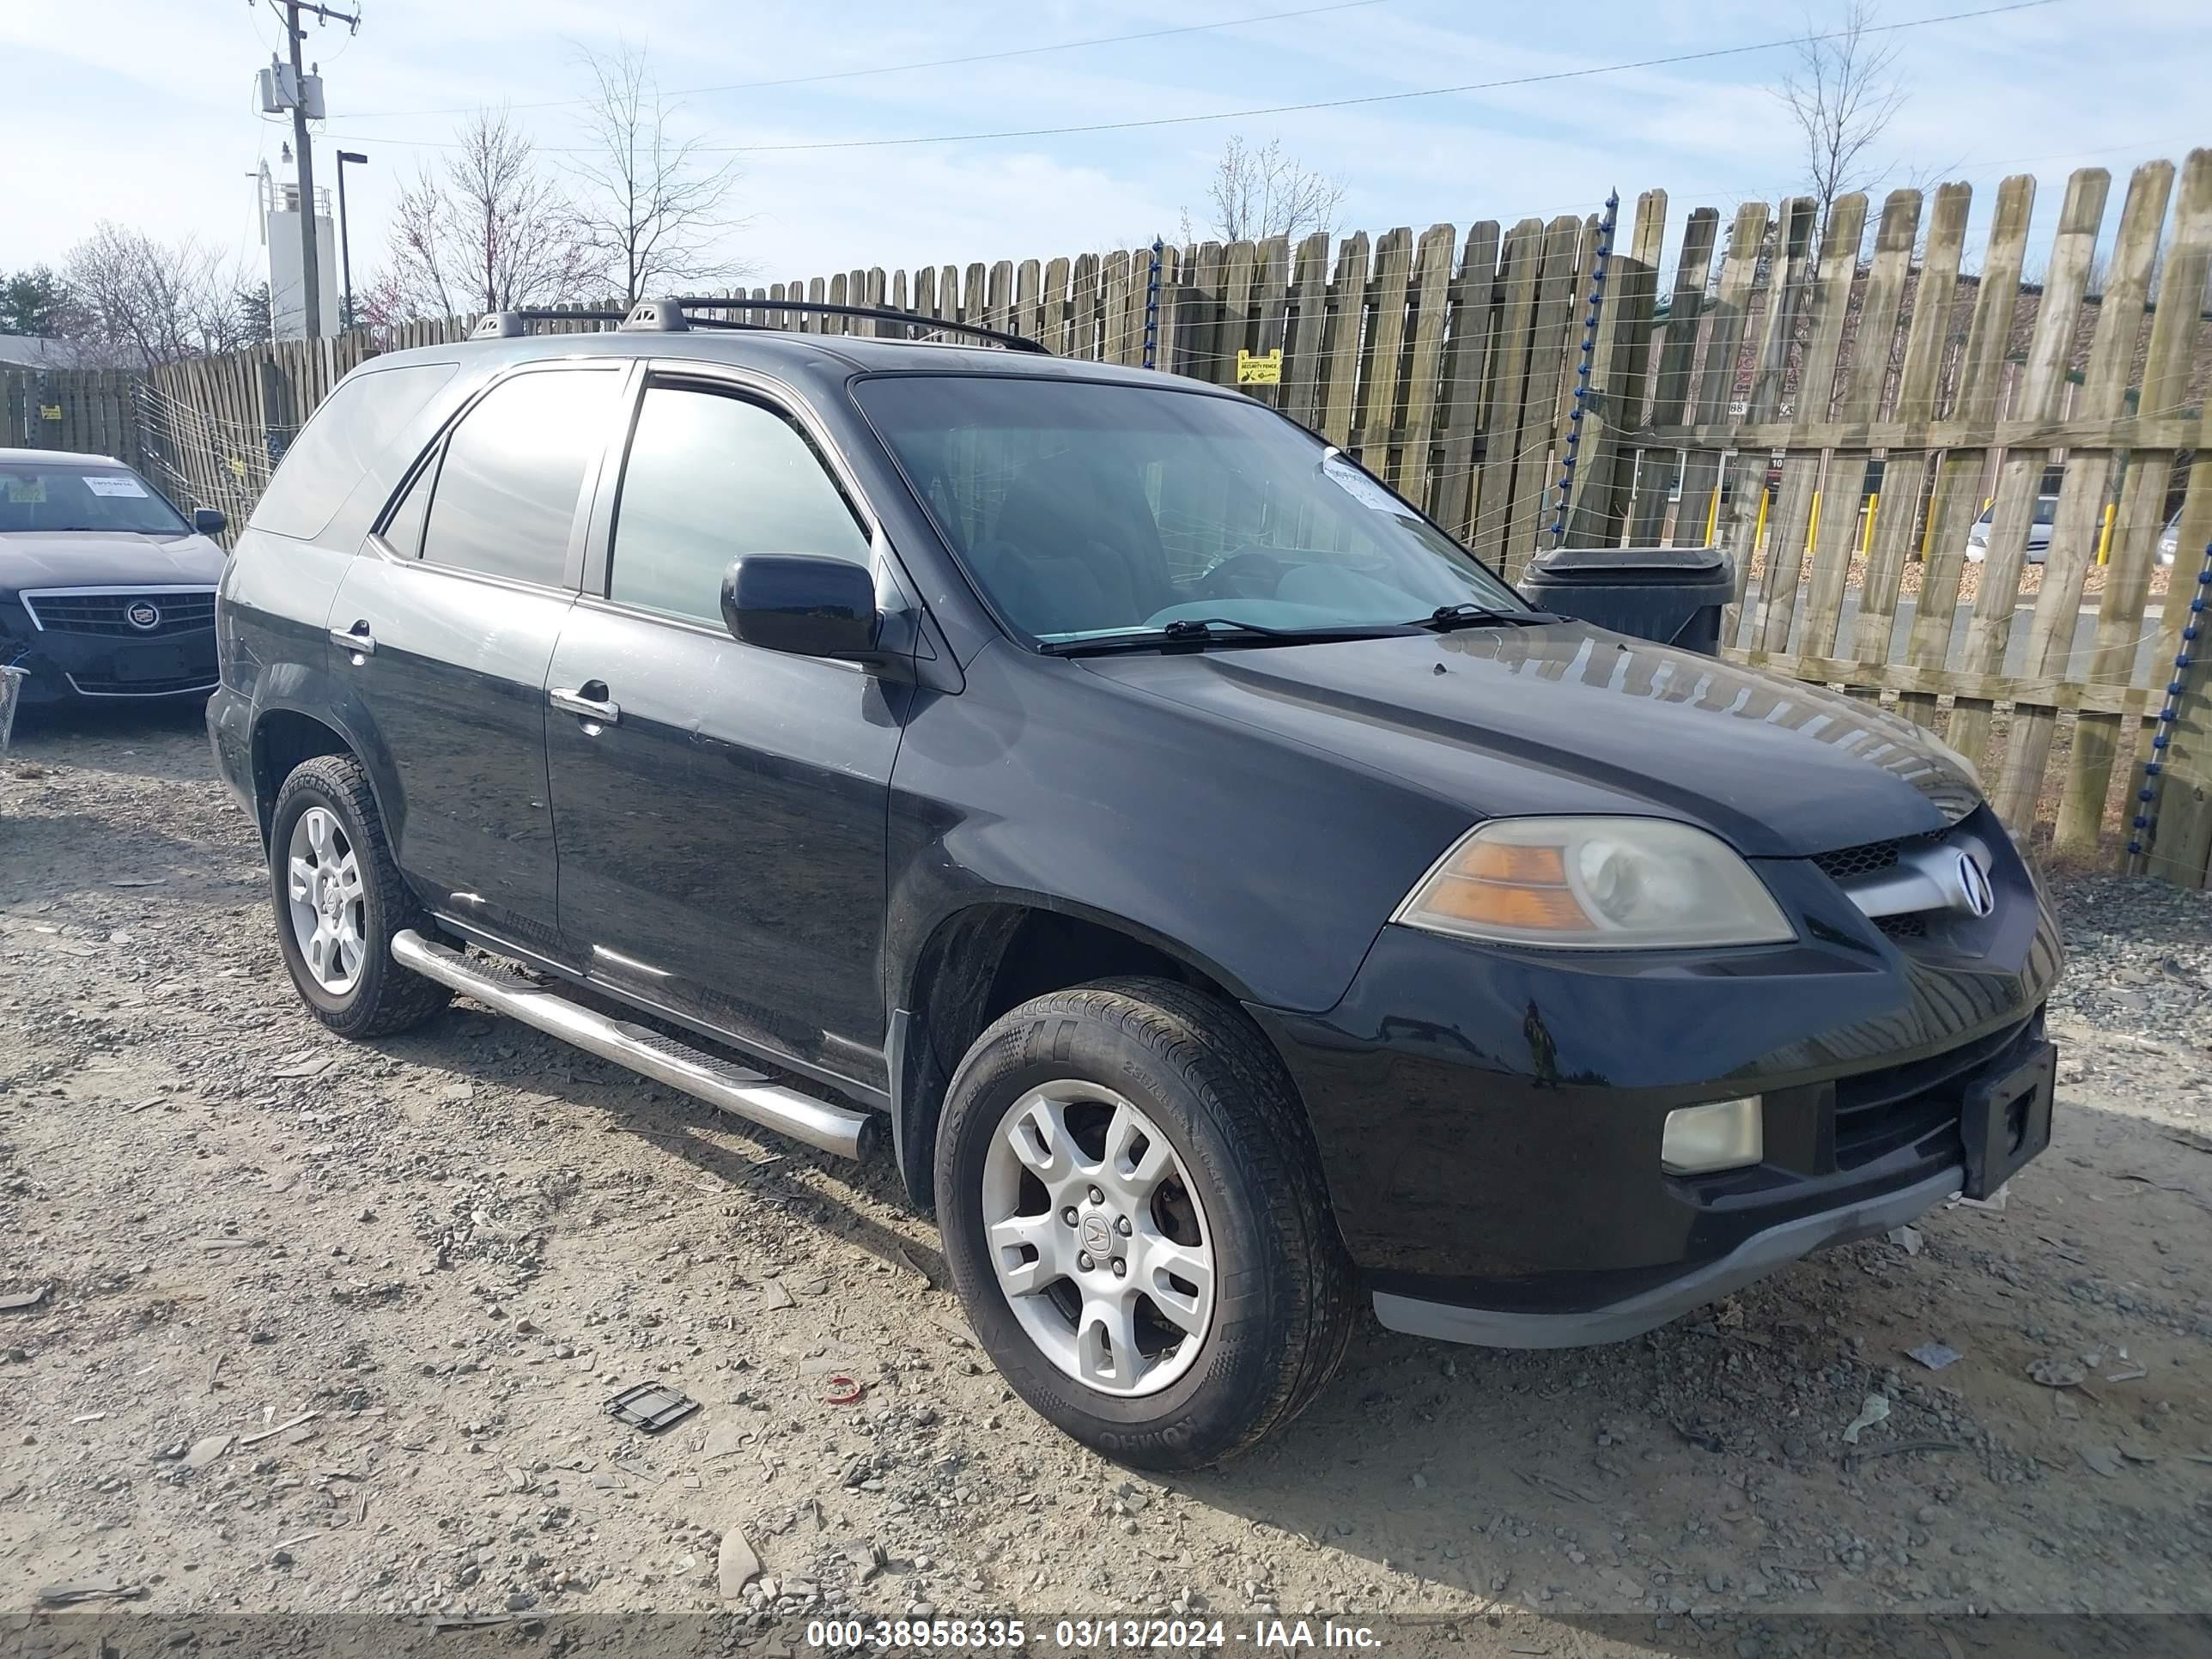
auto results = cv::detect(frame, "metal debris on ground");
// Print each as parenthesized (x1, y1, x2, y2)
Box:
(37, 1580, 142, 1606)
(1887, 1224, 1924, 1255)
(1906, 1341, 1962, 1370)
(823, 1375, 865, 1407)
(604, 1382, 700, 1434)
(1842, 1394, 1891, 1444)
(2029, 1358, 2087, 1388)
(0, 1285, 50, 1312)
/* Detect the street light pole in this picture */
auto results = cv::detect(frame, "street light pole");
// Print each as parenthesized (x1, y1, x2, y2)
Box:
(336, 149, 367, 331)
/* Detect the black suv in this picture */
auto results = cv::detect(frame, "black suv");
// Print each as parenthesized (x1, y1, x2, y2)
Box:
(210, 300, 2061, 1468)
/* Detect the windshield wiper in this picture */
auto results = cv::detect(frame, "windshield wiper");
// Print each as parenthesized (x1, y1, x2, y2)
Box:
(1161, 616, 1298, 640)
(1416, 601, 1552, 632)
(1043, 617, 1408, 656)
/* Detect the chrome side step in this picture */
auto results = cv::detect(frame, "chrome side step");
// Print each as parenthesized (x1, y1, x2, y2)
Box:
(390, 929, 876, 1159)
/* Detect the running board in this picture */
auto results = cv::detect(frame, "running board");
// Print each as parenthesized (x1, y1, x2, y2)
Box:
(390, 930, 876, 1159)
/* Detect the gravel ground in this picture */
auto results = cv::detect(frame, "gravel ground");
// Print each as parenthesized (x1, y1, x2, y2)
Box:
(3, 703, 2211, 1656)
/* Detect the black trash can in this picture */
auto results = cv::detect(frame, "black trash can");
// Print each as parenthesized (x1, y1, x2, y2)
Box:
(1517, 544, 1735, 655)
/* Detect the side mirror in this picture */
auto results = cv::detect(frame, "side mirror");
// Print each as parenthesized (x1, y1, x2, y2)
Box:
(720, 556, 887, 665)
(193, 507, 228, 537)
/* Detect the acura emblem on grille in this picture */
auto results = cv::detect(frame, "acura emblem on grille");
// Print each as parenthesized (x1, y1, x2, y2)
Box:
(125, 601, 161, 631)
(1954, 851, 1994, 918)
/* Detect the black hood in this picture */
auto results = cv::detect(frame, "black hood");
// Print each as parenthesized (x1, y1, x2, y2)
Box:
(0, 531, 226, 592)
(1078, 621, 1979, 858)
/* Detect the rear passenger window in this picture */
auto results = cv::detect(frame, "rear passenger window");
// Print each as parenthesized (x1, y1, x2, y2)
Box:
(250, 362, 458, 542)
(422, 369, 617, 587)
(608, 385, 870, 626)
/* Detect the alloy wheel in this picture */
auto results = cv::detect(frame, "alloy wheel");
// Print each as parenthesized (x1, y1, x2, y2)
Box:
(979, 1081, 1215, 1397)
(285, 805, 366, 996)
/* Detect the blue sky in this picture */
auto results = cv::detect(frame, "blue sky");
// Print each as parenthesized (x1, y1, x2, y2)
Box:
(5, 0, 2208, 292)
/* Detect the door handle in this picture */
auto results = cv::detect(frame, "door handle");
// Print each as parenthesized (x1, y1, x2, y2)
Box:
(331, 622, 374, 657)
(550, 684, 620, 725)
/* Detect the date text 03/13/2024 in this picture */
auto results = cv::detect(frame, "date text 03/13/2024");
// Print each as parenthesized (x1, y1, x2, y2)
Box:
(801, 1619, 1384, 1650)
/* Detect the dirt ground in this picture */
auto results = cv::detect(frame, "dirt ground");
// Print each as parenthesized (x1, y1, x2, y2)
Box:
(3, 702, 2212, 1655)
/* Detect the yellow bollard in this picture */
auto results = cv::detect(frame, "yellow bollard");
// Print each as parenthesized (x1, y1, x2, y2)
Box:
(1920, 488, 1939, 561)
(2097, 501, 2115, 565)
(1752, 489, 1768, 552)
(1808, 489, 1821, 556)
(1862, 492, 1878, 556)
(1705, 488, 1720, 546)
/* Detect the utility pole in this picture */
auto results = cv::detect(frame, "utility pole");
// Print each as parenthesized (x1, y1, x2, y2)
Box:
(270, 0, 359, 339)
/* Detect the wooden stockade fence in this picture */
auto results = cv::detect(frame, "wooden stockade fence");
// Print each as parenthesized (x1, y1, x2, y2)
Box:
(4, 155, 2210, 884)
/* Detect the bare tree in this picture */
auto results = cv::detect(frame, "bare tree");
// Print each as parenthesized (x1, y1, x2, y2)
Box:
(62, 223, 257, 366)
(1180, 136, 1346, 246)
(1775, 0, 1908, 234)
(567, 40, 749, 307)
(370, 109, 595, 325)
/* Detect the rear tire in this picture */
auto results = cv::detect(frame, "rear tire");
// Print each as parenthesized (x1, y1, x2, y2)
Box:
(268, 754, 449, 1038)
(935, 976, 1355, 1469)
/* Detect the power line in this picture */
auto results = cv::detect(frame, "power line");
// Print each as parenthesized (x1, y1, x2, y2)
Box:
(336, 0, 1389, 121)
(325, 0, 2065, 157)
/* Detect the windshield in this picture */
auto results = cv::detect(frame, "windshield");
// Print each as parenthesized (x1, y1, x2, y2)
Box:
(854, 376, 1525, 645)
(0, 462, 189, 537)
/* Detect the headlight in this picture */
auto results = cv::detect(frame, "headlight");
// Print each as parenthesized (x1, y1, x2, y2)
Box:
(1393, 817, 1795, 950)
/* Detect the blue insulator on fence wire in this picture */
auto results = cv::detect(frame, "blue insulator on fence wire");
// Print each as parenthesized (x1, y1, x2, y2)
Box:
(1549, 191, 1620, 550)
(2128, 536, 2212, 864)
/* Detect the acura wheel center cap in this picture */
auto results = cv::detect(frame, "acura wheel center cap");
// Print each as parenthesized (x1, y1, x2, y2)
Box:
(1079, 1212, 1113, 1258)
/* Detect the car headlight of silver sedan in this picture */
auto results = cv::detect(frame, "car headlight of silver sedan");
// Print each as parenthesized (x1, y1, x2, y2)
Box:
(1393, 817, 1796, 950)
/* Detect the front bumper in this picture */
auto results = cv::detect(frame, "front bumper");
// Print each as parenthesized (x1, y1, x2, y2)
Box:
(3, 604, 218, 704)
(1248, 809, 2063, 1346)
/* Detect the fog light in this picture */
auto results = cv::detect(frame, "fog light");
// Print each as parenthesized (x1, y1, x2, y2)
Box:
(1662, 1097, 1763, 1174)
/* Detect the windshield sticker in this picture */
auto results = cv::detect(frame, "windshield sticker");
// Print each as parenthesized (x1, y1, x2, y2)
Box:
(4, 477, 46, 504)
(1322, 454, 1410, 517)
(82, 474, 149, 498)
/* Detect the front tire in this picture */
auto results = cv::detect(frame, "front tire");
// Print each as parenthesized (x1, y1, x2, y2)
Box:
(268, 753, 449, 1038)
(935, 977, 1355, 1469)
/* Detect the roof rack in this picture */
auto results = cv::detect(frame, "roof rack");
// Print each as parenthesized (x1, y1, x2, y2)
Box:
(469, 308, 626, 339)
(467, 297, 1050, 356)
(620, 295, 1050, 355)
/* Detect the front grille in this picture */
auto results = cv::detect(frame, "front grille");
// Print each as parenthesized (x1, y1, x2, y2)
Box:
(21, 589, 216, 638)
(1812, 838, 1905, 882)
(1832, 1018, 2031, 1169)
(65, 672, 219, 697)
(1876, 914, 1928, 940)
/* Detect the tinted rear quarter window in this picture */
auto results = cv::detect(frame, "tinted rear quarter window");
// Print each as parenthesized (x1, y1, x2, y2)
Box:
(422, 368, 619, 587)
(249, 362, 459, 541)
